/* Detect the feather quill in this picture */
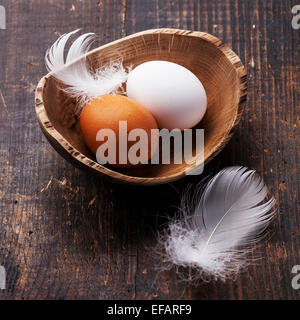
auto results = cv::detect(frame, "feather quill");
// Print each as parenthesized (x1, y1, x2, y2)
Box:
(160, 167, 276, 281)
(45, 30, 129, 112)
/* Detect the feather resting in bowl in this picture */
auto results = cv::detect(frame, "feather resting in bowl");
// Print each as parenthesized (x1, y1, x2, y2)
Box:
(35, 28, 247, 185)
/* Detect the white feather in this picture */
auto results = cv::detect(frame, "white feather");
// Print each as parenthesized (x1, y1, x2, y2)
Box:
(45, 30, 129, 112)
(160, 167, 276, 281)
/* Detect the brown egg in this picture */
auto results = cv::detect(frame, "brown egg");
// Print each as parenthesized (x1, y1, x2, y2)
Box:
(80, 94, 158, 167)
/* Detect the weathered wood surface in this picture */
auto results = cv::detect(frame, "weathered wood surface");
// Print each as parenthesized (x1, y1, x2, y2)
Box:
(0, 0, 299, 300)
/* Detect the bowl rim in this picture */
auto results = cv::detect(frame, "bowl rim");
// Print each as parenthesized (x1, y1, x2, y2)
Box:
(35, 28, 247, 186)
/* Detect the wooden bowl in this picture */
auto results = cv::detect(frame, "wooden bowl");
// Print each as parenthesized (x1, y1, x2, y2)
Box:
(35, 28, 247, 186)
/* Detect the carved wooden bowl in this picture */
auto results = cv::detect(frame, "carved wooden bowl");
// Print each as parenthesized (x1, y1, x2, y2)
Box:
(35, 28, 247, 186)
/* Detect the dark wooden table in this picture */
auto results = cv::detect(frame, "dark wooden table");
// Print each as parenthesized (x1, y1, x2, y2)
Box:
(0, 0, 299, 300)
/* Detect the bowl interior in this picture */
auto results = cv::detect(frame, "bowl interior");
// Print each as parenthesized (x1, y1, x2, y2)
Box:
(41, 30, 244, 180)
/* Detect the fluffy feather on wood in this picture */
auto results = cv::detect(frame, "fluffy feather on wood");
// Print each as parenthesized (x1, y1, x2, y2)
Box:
(159, 167, 276, 282)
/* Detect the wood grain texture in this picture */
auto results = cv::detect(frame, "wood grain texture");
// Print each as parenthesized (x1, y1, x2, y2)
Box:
(0, 0, 299, 300)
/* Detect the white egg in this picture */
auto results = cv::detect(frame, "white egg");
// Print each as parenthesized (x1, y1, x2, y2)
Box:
(127, 60, 207, 130)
